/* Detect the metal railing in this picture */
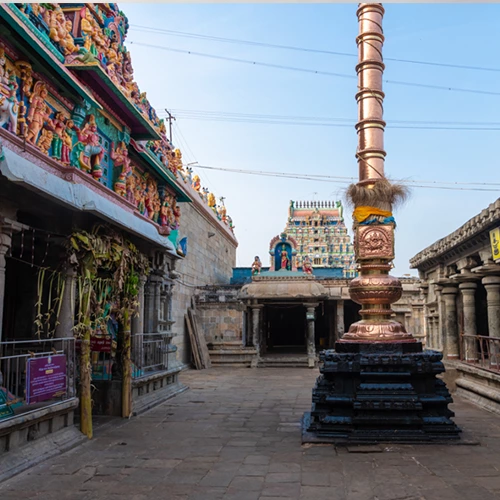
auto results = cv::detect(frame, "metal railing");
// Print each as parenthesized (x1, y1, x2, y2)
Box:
(460, 334, 500, 373)
(0, 337, 76, 422)
(131, 333, 170, 379)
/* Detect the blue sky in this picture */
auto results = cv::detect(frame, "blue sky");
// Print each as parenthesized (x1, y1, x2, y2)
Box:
(123, 3, 500, 276)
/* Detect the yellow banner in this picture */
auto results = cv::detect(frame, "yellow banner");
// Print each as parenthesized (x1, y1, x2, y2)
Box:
(490, 228, 500, 262)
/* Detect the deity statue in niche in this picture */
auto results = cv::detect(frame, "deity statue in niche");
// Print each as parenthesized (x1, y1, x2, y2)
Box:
(251, 256, 262, 276)
(125, 172, 137, 205)
(72, 114, 104, 179)
(110, 141, 132, 196)
(26, 81, 51, 145)
(172, 200, 181, 229)
(48, 112, 67, 160)
(60, 119, 74, 165)
(160, 194, 171, 227)
(135, 178, 147, 214)
(280, 245, 290, 271)
(302, 256, 313, 275)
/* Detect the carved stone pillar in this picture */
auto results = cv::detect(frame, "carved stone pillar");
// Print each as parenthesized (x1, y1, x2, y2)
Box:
(336, 300, 345, 341)
(483, 276, 500, 339)
(459, 282, 478, 361)
(250, 304, 263, 368)
(442, 286, 459, 359)
(0, 232, 12, 344)
(306, 304, 318, 369)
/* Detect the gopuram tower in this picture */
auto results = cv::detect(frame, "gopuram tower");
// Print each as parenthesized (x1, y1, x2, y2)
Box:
(303, 3, 461, 443)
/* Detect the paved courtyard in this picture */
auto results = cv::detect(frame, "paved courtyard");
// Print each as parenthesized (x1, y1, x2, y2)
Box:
(3, 368, 500, 500)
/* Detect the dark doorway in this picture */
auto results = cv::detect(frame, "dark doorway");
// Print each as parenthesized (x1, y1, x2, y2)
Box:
(266, 304, 306, 353)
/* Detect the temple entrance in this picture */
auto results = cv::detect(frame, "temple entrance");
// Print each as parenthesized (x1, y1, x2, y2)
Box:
(265, 304, 306, 353)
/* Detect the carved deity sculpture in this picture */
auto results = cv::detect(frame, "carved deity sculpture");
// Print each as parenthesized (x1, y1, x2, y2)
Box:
(48, 7, 77, 56)
(302, 256, 313, 275)
(172, 200, 181, 229)
(251, 256, 262, 276)
(126, 172, 137, 205)
(37, 128, 53, 154)
(219, 205, 227, 224)
(192, 175, 201, 192)
(160, 194, 171, 227)
(110, 141, 131, 196)
(172, 148, 183, 176)
(49, 112, 66, 160)
(207, 192, 216, 210)
(26, 81, 51, 145)
(72, 114, 104, 179)
(280, 245, 290, 271)
(0, 50, 19, 133)
(60, 119, 74, 165)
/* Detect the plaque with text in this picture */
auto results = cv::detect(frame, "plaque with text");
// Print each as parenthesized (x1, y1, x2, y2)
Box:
(26, 355, 67, 404)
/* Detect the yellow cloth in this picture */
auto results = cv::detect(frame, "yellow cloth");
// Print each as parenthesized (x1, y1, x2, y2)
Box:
(353, 206, 393, 223)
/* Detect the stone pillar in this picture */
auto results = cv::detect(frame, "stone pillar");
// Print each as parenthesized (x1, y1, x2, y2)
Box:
(306, 304, 318, 369)
(0, 232, 12, 344)
(483, 276, 500, 338)
(459, 282, 478, 361)
(435, 285, 444, 351)
(54, 265, 77, 397)
(250, 304, 263, 368)
(144, 273, 162, 334)
(442, 286, 459, 359)
(55, 265, 76, 339)
(336, 300, 345, 341)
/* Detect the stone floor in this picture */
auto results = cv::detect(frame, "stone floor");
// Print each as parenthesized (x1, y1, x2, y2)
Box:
(3, 368, 500, 500)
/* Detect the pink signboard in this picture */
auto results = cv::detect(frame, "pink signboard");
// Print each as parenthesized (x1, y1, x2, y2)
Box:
(26, 355, 67, 404)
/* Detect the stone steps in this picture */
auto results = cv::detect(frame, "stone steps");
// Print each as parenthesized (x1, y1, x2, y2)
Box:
(259, 356, 310, 368)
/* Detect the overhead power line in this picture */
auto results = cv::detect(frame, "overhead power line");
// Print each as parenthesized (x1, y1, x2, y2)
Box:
(160, 109, 500, 128)
(158, 109, 500, 131)
(128, 41, 500, 97)
(130, 25, 500, 73)
(189, 164, 500, 192)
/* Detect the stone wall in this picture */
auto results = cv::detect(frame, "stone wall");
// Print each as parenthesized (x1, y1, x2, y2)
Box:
(170, 194, 238, 366)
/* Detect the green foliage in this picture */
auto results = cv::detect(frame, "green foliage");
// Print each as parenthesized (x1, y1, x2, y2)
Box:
(68, 224, 150, 338)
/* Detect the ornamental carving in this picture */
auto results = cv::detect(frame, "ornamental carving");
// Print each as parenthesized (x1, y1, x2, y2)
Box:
(356, 225, 394, 260)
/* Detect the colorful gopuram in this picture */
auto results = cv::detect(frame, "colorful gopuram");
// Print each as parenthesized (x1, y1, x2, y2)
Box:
(283, 200, 356, 277)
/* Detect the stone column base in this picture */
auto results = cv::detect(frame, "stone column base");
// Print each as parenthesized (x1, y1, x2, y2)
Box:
(302, 342, 461, 444)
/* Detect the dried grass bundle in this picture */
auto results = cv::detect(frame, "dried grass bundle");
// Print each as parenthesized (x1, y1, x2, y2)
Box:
(345, 178, 410, 211)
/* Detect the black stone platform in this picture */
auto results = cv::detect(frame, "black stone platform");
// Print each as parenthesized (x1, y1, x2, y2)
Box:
(302, 342, 461, 444)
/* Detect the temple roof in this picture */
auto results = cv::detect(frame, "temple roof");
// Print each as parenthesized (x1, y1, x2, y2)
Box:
(239, 271, 328, 300)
